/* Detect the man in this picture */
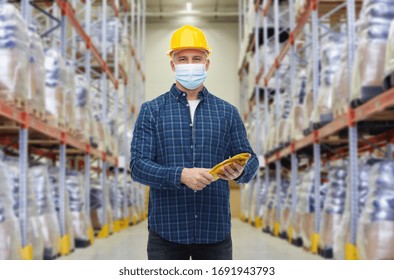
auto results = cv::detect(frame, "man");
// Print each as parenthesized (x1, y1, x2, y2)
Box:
(130, 25, 258, 260)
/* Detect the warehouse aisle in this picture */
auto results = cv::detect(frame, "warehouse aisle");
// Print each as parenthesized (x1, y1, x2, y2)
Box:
(61, 219, 322, 260)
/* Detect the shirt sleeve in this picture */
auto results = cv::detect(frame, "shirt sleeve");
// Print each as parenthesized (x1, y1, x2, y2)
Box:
(129, 102, 184, 189)
(229, 106, 259, 184)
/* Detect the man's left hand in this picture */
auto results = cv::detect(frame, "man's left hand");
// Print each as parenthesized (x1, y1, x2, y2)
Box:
(218, 163, 244, 181)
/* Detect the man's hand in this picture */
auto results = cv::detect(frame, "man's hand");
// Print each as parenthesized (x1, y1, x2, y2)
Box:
(181, 168, 214, 191)
(218, 163, 244, 181)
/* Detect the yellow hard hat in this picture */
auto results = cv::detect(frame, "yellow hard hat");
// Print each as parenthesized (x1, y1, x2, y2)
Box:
(167, 25, 211, 57)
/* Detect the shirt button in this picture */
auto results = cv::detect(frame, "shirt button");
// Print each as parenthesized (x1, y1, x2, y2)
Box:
(195, 215, 198, 218)
(189, 123, 193, 127)
(183, 93, 186, 96)
(191, 145, 193, 149)
(194, 190, 197, 193)
(186, 104, 189, 107)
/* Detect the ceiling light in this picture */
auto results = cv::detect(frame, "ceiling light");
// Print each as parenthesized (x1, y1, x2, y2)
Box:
(186, 2, 192, 11)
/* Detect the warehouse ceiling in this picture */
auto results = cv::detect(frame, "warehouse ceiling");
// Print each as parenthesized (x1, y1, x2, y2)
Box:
(146, 0, 239, 23)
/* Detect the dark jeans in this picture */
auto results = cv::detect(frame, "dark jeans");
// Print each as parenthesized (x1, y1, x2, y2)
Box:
(147, 229, 232, 260)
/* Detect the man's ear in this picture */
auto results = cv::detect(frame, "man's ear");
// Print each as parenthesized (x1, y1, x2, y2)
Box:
(170, 60, 176, 72)
(205, 59, 210, 71)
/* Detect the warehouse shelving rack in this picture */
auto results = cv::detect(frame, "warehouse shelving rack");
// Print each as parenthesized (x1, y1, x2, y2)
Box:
(239, 0, 394, 259)
(0, 0, 146, 259)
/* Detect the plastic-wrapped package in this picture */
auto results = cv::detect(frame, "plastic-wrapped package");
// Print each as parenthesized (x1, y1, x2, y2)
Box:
(319, 161, 348, 258)
(313, 33, 346, 127)
(44, 49, 66, 126)
(74, 75, 90, 141)
(332, 48, 350, 118)
(48, 167, 75, 253)
(88, 108, 99, 148)
(109, 179, 126, 222)
(302, 57, 322, 135)
(78, 17, 122, 56)
(276, 92, 292, 147)
(0, 160, 22, 260)
(383, 21, 394, 90)
(29, 165, 61, 259)
(351, 0, 394, 106)
(64, 62, 76, 131)
(269, 177, 290, 233)
(4, 157, 44, 260)
(334, 157, 381, 259)
(357, 159, 394, 259)
(262, 181, 276, 232)
(27, 24, 45, 114)
(65, 170, 90, 247)
(0, 4, 29, 103)
(298, 167, 327, 249)
(90, 179, 114, 233)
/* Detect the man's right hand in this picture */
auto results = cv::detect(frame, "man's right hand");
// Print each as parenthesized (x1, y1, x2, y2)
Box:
(181, 168, 214, 191)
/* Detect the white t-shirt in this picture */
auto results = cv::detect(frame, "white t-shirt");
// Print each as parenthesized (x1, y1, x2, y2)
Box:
(188, 99, 201, 124)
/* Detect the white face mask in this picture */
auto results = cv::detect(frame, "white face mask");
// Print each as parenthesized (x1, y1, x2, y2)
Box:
(174, 64, 207, 90)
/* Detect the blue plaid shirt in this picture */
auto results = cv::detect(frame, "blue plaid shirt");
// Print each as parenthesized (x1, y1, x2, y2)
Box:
(130, 84, 258, 244)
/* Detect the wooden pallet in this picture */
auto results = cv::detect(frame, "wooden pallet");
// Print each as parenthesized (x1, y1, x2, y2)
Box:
(6, 97, 26, 110)
(67, 127, 78, 136)
(46, 114, 65, 129)
(27, 106, 46, 122)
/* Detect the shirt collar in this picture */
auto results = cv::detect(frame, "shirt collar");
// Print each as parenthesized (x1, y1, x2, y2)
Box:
(170, 83, 209, 104)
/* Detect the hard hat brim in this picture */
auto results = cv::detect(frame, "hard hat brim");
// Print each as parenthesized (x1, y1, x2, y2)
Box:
(167, 47, 211, 57)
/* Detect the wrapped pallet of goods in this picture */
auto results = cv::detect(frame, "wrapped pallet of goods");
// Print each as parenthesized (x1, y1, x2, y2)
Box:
(289, 68, 307, 141)
(90, 179, 114, 235)
(5, 156, 44, 260)
(48, 167, 75, 253)
(74, 74, 90, 142)
(27, 24, 45, 117)
(0, 3, 29, 105)
(269, 177, 290, 236)
(357, 159, 394, 259)
(44, 49, 66, 127)
(383, 20, 394, 90)
(334, 157, 382, 259)
(64, 62, 76, 133)
(65, 170, 91, 247)
(313, 32, 345, 128)
(332, 46, 350, 118)
(298, 166, 327, 250)
(0, 158, 22, 260)
(30, 165, 61, 259)
(351, 0, 394, 107)
(262, 181, 275, 233)
(319, 160, 348, 259)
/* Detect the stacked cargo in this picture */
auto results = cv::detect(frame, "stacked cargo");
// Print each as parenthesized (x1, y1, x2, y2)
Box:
(351, 0, 394, 106)
(74, 75, 90, 142)
(0, 158, 22, 260)
(319, 161, 348, 258)
(44, 49, 66, 127)
(357, 159, 394, 259)
(0, 4, 29, 105)
(5, 157, 44, 260)
(48, 167, 76, 253)
(27, 24, 46, 116)
(334, 157, 382, 259)
(313, 32, 346, 128)
(65, 170, 91, 247)
(90, 179, 114, 234)
(30, 165, 61, 259)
